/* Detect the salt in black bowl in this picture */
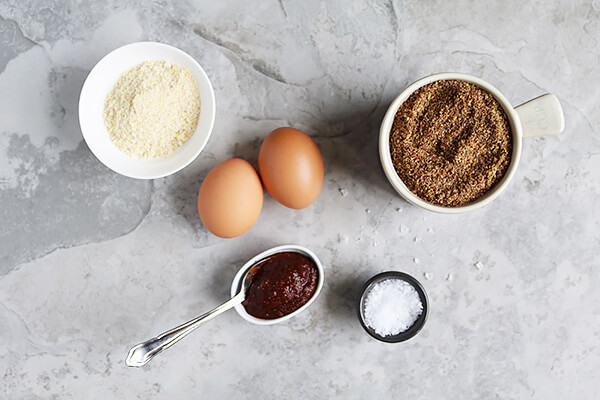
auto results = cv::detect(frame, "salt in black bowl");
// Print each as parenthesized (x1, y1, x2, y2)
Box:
(357, 271, 429, 343)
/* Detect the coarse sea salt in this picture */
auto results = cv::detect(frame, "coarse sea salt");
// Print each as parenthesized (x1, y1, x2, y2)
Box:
(363, 279, 423, 337)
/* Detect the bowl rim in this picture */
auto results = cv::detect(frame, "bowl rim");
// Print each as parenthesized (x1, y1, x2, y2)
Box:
(230, 244, 325, 325)
(378, 72, 523, 214)
(78, 41, 216, 179)
(357, 271, 429, 343)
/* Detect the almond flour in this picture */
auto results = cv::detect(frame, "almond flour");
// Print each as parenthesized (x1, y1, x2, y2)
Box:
(389, 80, 512, 207)
(103, 61, 201, 160)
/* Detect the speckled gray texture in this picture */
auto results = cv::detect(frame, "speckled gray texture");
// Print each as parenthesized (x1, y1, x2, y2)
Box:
(1, 0, 599, 398)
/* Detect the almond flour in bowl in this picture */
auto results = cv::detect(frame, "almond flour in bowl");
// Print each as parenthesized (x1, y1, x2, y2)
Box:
(103, 60, 201, 160)
(389, 80, 512, 207)
(79, 42, 216, 179)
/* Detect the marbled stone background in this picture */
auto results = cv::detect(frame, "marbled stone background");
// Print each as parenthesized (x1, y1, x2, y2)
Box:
(1, 0, 599, 398)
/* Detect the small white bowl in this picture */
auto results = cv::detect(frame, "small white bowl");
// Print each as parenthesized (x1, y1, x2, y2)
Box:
(230, 245, 325, 325)
(78, 42, 216, 179)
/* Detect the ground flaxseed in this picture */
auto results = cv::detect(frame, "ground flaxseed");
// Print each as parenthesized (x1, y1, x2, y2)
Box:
(389, 80, 512, 207)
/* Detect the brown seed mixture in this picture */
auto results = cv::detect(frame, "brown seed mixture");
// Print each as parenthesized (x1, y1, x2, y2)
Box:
(389, 80, 512, 207)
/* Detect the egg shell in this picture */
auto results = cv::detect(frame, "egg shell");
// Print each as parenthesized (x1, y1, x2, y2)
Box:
(197, 158, 263, 238)
(258, 127, 324, 209)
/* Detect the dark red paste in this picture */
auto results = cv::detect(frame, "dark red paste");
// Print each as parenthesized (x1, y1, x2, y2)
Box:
(242, 251, 318, 319)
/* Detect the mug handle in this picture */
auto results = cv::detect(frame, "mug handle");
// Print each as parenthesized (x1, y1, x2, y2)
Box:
(514, 93, 565, 138)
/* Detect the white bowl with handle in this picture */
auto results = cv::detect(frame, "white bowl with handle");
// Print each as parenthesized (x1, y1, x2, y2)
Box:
(379, 72, 565, 213)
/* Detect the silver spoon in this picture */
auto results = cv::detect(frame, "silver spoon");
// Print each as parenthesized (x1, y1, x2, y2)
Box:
(125, 260, 265, 367)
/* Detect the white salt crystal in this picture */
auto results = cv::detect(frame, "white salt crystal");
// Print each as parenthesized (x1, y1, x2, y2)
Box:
(427, 228, 434, 233)
(446, 273, 453, 281)
(338, 234, 349, 244)
(414, 236, 422, 242)
(475, 261, 484, 270)
(400, 225, 409, 234)
(366, 208, 371, 214)
(424, 272, 433, 280)
(363, 279, 423, 336)
(413, 257, 420, 264)
(339, 188, 348, 197)
(396, 207, 403, 213)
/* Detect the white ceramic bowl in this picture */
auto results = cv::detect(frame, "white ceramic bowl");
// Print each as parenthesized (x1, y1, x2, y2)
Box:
(379, 72, 564, 214)
(78, 42, 216, 179)
(230, 245, 325, 325)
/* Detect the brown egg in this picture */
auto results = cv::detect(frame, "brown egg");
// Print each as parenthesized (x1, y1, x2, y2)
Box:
(258, 127, 324, 209)
(197, 158, 263, 238)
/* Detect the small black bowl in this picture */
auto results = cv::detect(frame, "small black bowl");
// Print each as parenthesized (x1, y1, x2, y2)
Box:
(357, 271, 429, 343)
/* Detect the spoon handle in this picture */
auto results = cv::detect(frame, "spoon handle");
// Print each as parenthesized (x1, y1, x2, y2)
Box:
(126, 293, 245, 367)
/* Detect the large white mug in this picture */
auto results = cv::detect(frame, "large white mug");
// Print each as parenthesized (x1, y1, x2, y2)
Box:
(379, 72, 565, 214)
